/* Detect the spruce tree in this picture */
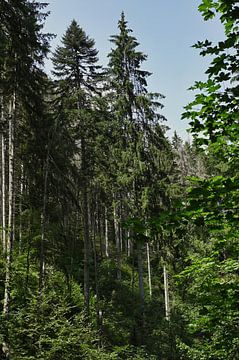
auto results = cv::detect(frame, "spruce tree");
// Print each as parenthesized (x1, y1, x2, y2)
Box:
(107, 12, 172, 344)
(52, 20, 101, 315)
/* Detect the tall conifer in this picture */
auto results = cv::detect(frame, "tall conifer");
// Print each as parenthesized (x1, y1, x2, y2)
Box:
(52, 20, 101, 314)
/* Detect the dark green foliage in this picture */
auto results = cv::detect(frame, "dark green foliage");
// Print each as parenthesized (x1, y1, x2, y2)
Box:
(1, 1, 238, 359)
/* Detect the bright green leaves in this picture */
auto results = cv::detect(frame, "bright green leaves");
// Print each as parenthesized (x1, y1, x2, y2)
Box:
(179, 3, 239, 357)
(198, 0, 239, 35)
(184, 1, 239, 152)
(185, 176, 239, 230)
(177, 252, 239, 359)
(198, 0, 217, 20)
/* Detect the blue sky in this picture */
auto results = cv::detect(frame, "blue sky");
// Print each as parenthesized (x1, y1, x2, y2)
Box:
(43, 0, 224, 139)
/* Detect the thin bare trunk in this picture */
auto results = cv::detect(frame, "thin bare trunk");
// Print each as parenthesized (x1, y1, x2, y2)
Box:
(119, 204, 123, 253)
(25, 212, 32, 294)
(113, 202, 121, 280)
(163, 264, 170, 321)
(3, 97, 15, 315)
(83, 188, 90, 314)
(1, 133, 6, 252)
(18, 164, 24, 253)
(97, 203, 103, 258)
(39, 149, 49, 296)
(146, 242, 152, 298)
(81, 139, 90, 315)
(105, 207, 109, 258)
(2, 95, 16, 358)
(137, 240, 145, 344)
(127, 231, 131, 256)
(92, 215, 103, 347)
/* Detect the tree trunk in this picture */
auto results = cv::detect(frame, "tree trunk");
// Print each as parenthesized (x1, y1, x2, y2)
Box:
(92, 214, 103, 347)
(127, 230, 131, 257)
(81, 139, 90, 315)
(39, 148, 49, 297)
(137, 239, 145, 344)
(113, 202, 121, 280)
(2, 95, 16, 358)
(105, 207, 109, 258)
(1, 133, 6, 253)
(137, 240, 145, 310)
(83, 187, 90, 314)
(146, 242, 152, 298)
(18, 163, 24, 253)
(163, 264, 170, 321)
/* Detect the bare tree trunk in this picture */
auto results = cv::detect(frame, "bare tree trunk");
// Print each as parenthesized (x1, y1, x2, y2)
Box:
(105, 207, 109, 258)
(3, 97, 15, 314)
(113, 202, 121, 281)
(146, 242, 152, 298)
(92, 214, 103, 347)
(137, 239, 145, 345)
(2, 95, 16, 358)
(1, 133, 6, 253)
(163, 264, 170, 321)
(25, 211, 32, 294)
(81, 139, 90, 315)
(96, 201, 103, 258)
(18, 163, 24, 253)
(83, 188, 90, 314)
(39, 148, 49, 296)
(127, 230, 132, 257)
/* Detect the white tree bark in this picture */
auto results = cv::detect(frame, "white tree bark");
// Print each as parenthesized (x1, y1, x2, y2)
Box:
(163, 264, 170, 321)
(3, 95, 15, 317)
(2, 95, 16, 359)
(1, 133, 6, 253)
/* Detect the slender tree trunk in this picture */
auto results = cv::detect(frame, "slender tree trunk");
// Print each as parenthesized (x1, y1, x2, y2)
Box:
(18, 163, 24, 253)
(113, 202, 121, 280)
(3, 97, 15, 313)
(81, 139, 90, 315)
(39, 147, 49, 296)
(105, 207, 109, 258)
(2, 95, 16, 359)
(137, 239, 145, 344)
(0, 96, 6, 253)
(92, 215, 103, 347)
(119, 203, 123, 253)
(96, 201, 103, 258)
(83, 187, 90, 314)
(163, 263, 170, 321)
(146, 242, 152, 298)
(25, 211, 32, 295)
(127, 231, 131, 257)
(1, 133, 6, 253)
(137, 240, 145, 309)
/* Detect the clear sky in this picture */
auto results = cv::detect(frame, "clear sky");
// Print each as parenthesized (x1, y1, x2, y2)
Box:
(42, 0, 224, 139)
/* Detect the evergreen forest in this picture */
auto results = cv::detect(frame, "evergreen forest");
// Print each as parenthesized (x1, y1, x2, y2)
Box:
(0, 1, 238, 359)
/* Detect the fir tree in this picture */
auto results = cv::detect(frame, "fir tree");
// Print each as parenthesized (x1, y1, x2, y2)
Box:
(52, 20, 101, 315)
